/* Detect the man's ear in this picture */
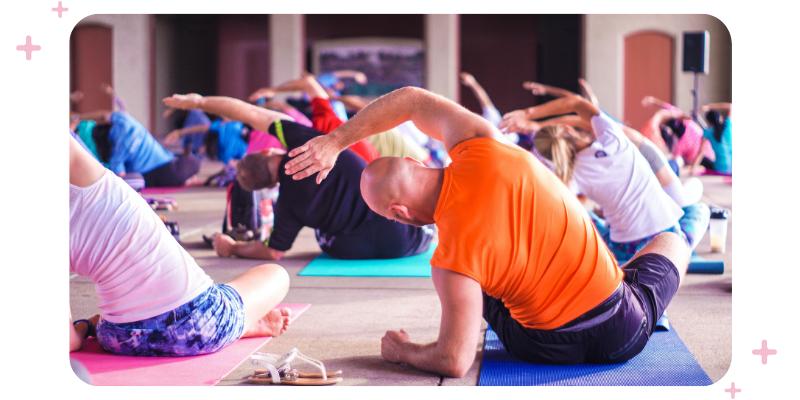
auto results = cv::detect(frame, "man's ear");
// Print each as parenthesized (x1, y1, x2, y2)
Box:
(405, 157, 425, 167)
(388, 204, 412, 220)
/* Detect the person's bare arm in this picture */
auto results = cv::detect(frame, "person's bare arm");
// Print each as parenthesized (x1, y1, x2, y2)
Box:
(460, 72, 495, 109)
(641, 95, 669, 109)
(578, 78, 600, 107)
(164, 123, 211, 144)
(163, 94, 293, 133)
(380, 267, 483, 378)
(70, 135, 107, 187)
(500, 95, 601, 137)
(330, 92, 371, 112)
(523, 81, 578, 98)
(536, 115, 593, 133)
(701, 103, 732, 119)
(330, 70, 368, 85)
(212, 234, 286, 260)
(285, 86, 502, 183)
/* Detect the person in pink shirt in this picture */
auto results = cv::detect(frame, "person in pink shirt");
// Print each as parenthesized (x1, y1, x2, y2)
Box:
(640, 96, 715, 166)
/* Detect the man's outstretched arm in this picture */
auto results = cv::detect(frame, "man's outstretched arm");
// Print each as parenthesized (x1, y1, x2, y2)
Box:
(380, 267, 483, 378)
(163, 94, 293, 133)
(285, 86, 502, 183)
(212, 234, 285, 260)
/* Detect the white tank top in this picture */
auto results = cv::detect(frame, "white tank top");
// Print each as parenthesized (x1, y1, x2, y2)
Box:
(70, 170, 212, 324)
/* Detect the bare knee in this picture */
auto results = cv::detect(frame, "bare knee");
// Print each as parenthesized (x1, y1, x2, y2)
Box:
(256, 263, 290, 287)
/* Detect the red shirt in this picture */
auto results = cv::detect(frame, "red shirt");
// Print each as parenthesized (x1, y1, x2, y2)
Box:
(310, 98, 380, 163)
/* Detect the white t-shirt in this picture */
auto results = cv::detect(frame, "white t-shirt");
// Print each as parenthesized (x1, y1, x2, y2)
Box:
(69, 170, 213, 323)
(573, 113, 683, 242)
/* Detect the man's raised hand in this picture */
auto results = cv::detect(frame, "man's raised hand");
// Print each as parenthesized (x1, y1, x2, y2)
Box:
(284, 133, 344, 184)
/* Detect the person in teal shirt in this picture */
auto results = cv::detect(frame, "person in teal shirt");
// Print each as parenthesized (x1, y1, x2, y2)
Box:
(695, 103, 732, 174)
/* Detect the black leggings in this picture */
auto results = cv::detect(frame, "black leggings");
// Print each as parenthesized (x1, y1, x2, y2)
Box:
(143, 154, 201, 187)
(315, 216, 434, 260)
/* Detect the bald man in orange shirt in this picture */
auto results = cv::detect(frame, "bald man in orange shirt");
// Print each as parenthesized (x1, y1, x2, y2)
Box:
(284, 87, 690, 377)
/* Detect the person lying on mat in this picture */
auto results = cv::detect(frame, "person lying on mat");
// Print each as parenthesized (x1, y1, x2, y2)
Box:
(69, 134, 292, 355)
(690, 103, 732, 176)
(248, 73, 381, 163)
(282, 86, 693, 376)
(77, 108, 204, 188)
(163, 93, 434, 261)
(500, 95, 710, 264)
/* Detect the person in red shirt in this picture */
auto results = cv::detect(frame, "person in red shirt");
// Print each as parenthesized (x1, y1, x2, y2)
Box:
(284, 87, 690, 377)
(249, 74, 380, 163)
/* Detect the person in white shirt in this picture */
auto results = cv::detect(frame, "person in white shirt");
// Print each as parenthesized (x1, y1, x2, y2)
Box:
(69, 135, 292, 356)
(499, 95, 710, 263)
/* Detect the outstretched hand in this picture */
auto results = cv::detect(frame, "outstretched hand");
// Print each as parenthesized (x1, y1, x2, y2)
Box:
(499, 114, 538, 134)
(459, 72, 476, 87)
(523, 81, 547, 96)
(284, 133, 344, 184)
(381, 329, 411, 364)
(163, 93, 203, 110)
(164, 129, 182, 144)
(248, 88, 276, 103)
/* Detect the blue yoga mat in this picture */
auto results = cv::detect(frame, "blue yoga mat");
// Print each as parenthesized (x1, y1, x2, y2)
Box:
(478, 323, 712, 386)
(298, 244, 436, 277)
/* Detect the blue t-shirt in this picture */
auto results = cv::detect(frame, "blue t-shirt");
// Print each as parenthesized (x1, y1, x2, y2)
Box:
(265, 120, 374, 251)
(108, 111, 175, 175)
(210, 119, 248, 164)
(703, 118, 732, 173)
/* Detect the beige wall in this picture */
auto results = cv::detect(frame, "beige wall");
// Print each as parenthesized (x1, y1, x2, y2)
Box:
(584, 14, 732, 120)
(425, 14, 460, 102)
(79, 14, 152, 131)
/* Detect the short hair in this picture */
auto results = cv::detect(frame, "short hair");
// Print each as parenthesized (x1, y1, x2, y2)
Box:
(236, 153, 279, 191)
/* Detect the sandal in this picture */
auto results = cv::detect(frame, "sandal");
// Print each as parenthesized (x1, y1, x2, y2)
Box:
(247, 348, 342, 386)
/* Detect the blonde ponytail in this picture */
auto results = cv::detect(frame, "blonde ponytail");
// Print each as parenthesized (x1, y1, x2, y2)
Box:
(534, 125, 577, 185)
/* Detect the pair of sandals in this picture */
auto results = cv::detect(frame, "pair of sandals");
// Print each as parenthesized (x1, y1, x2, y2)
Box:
(247, 348, 342, 386)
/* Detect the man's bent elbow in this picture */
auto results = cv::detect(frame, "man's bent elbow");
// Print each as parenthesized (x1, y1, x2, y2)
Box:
(440, 353, 474, 378)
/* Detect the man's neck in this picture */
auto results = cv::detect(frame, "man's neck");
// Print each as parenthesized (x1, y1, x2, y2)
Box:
(411, 167, 445, 222)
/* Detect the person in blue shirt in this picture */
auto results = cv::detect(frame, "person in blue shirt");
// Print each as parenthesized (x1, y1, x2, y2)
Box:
(163, 108, 212, 156)
(86, 110, 202, 187)
(692, 103, 732, 175)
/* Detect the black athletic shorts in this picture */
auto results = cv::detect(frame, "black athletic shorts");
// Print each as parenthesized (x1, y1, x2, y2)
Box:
(314, 215, 434, 260)
(483, 253, 680, 364)
(143, 154, 201, 187)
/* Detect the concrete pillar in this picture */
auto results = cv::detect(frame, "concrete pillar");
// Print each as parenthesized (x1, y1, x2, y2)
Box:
(270, 14, 305, 101)
(425, 14, 460, 102)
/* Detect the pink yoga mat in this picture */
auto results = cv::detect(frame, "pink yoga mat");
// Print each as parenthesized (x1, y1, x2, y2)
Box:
(140, 186, 185, 195)
(70, 303, 310, 386)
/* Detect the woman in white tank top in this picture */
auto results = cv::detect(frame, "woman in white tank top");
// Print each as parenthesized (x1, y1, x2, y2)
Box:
(68, 134, 292, 356)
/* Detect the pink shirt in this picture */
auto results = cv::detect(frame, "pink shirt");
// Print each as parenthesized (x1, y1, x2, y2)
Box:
(661, 103, 715, 164)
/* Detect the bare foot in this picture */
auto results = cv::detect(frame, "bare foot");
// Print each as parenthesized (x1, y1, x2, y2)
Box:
(242, 307, 292, 338)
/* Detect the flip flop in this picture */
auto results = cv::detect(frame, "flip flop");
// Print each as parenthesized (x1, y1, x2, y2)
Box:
(247, 348, 342, 386)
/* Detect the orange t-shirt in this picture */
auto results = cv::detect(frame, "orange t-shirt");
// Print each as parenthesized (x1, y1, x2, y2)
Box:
(430, 138, 624, 330)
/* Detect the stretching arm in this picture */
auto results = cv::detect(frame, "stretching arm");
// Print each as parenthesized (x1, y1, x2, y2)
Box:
(641, 95, 669, 109)
(164, 123, 211, 145)
(460, 72, 495, 110)
(500, 95, 601, 134)
(285, 86, 502, 182)
(523, 81, 578, 98)
(578, 78, 600, 107)
(701, 103, 733, 119)
(330, 69, 368, 84)
(163, 94, 293, 133)
(380, 267, 483, 378)
(212, 234, 286, 260)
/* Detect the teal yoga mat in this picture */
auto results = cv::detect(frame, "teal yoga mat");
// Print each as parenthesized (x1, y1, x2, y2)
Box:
(688, 252, 724, 274)
(298, 244, 436, 277)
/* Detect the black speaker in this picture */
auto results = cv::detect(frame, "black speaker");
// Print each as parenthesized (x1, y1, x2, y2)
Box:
(683, 31, 709, 74)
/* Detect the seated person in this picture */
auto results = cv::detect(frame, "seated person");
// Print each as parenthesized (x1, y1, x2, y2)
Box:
(692, 103, 732, 175)
(163, 93, 434, 261)
(79, 109, 202, 187)
(501, 95, 710, 263)
(283, 86, 692, 375)
(69, 134, 292, 356)
(640, 95, 715, 167)
(163, 108, 212, 156)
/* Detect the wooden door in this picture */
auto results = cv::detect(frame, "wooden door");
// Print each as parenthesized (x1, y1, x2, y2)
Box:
(624, 32, 673, 129)
(70, 25, 113, 113)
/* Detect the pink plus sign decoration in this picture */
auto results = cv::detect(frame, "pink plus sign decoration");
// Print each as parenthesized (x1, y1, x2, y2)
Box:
(753, 340, 777, 364)
(16, 36, 41, 60)
(52, 2, 68, 18)
(725, 382, 741, 399)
